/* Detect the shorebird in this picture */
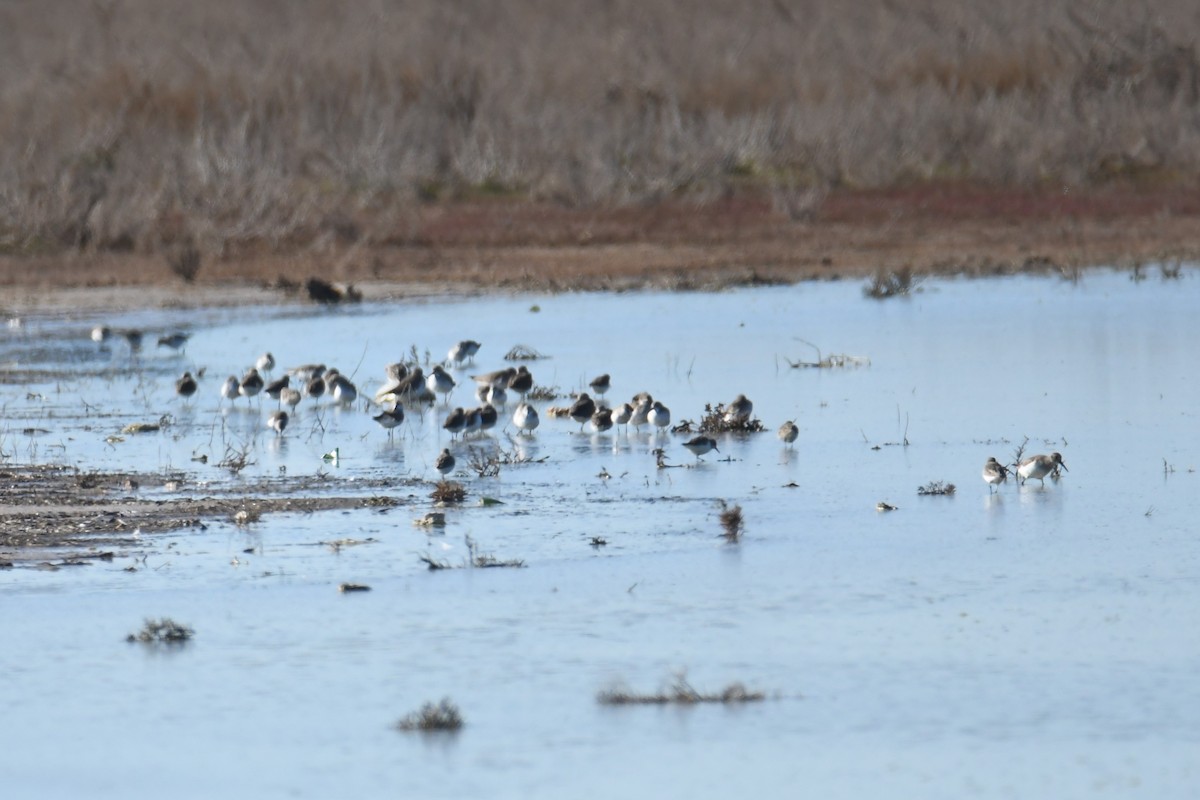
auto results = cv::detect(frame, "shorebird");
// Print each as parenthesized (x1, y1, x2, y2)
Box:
(220, 375, 240, 404)
(256, 352, 275, 374)
(1017, 452, 1068, 487)
(265, 375, 290, 404)
(384, 362, 409, 381)
(513, 402, 539, 434)
(462, 407, 484, 437)
(373, 403, 404, 438)
(443, 407, 467, 439)
(448, 340, 481, 366)
(589, 374, 611, 397)
(435, 448, 456, 476)
(238, 368, 264, 399)
(175, 371, 197, 400)
(507, 366, 533, 398)
(590, 406, 614, 434)
(289, 364, 326, 384)
(477, 382, 507, 408)
(91, 325, 111, 345)
(629, 397, 652, 431)
(648, 401, 671, 432)
(425, 365, 457, 404)
(280, 387, 302, 410)
(777, 420, 799, 447)
(121, 329, 144, 352)
(569, 393, 597, 431)
(478, 403, 499, 432)
(682, 435, 719, 461)
(306, 374, 326, 401)
(724, 394, 753, 424)
(328, 372, 358, 405)
(982, 457, 1009, 492)
(267, 410, 288, 437)
(157, 332, 189, 352)
(471, 367, 515, 389)
(612, 402, 633, 432)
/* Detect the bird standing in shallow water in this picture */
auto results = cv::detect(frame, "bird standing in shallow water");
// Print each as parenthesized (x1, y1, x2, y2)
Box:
(982, 457, 1009, 492)
(590, 407, 614, 434)
(239, 368, 264, 399)
(588, 374, 611, 397)
(569, 393, 596, 431)
(682, 435, 719, 461)
(648, 401, 671, 432)
(513, 402, 539, 434)
(612, 402, 633, 432)
(443, 407, 467, 439)
(426, 365, 457, 404)
(175, 372, 197, 400)
(267, 410, 288, 437)
(777, 420, 799, 447)
(1017, 452, 1067, 486)
(724, 394, 753, 424)
(373, 404, 404, 439)
(220, 376, 240, 405)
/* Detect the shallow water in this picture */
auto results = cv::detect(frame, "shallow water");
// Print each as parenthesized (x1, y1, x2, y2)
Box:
(3, 269, 1200, 799)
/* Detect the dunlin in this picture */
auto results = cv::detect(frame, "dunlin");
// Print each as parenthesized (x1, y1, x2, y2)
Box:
(462, 407, 484, 437)
(777, 420, 799, 447)
(443, 407, 467, 438)
(175, 371, 197, 400)
(982, 457, 1009, 492)
(478, 403, 499, 432)
(612, 402, 633, 432)
(280, 387, 302, 410)
(220, 376, 240, 404)
(682, 435, 719, 461)
(569, 393, 597, 431)
(306, 374, 326, 400)
(590, 406, 614, 434)
(472, 367, 515, 389)
(91, 325, 111, 345)
(448, 340, 481, 366)
(513, 402, 539, 434)
(589, 374, 611, 397)
(724, 394, 753, 423)
(648, 401, 671, 431)
(425, 365, 456, 404)
(256, 352, 275, 374)
(435, 448, 456, 476)
(1017, 452, 1068, 487)
(157, 332, 190, 352)
(265, 375, 290, 404)
(329, 372, 358, 405)
(373, 404, 404, 438)
(629, 397, 652, 431)
(267, 410, 289, 436)
(122, 329, 144, 352)
(239, 368, 264, 399)
(507, 366, 533, 398)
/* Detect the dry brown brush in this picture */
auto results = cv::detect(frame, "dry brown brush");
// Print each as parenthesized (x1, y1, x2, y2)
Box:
(2, 1, 1200, 260)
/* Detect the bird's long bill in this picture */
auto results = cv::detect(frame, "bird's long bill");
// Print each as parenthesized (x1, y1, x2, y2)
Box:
(1058, 461, 1069, 472)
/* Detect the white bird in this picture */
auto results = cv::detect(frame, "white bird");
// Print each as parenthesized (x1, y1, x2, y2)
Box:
(426, 365, 457, 404)
(513, 402, 539, 434)
(256, 352, 276, 374)
(267, 410, 288, 436)
(982, 457, 1009, 492)
(648, 401, 671, 432)
(220, 376, 240, 404)
(1017, 452, 1067, 487)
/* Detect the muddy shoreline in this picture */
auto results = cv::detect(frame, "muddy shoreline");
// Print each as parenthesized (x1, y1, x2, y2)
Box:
(0, 465, 423, 566)
(3, 187, 1198, 313)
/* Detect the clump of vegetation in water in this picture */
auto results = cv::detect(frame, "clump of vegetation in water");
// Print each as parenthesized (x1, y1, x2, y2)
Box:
(432, 480, 467, 504)
(394, 699, 464, 732)
(598, 673, 766, 706)
(917, 481, 956, 496)
(718, 501, 744, 542)
(864, 267, 917, 299)
(127, 618, 194, 644)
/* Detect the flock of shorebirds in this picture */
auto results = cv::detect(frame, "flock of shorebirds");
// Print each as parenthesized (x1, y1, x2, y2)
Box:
(94, 326, 1069, 490)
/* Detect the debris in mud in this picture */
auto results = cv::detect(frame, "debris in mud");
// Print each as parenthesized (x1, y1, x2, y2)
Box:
(718, 501, 744, 542)
(589, 536, 607, 547)
(597, 673, 766, 706)
(917, 481, 956, 496)
(876, 501, 898, 512)
(127, 617, 194, 644)
(504, 344, 548, 360)
(785, 338, 871, 369)
(414, 512, 446, 527)
(864, 267, 919, 299)
(305, 277, 362, 305)
(394, 699, 464, 732)
(233, 508, 261, 526)
(432, 480, 467, 504)
(121, 418, 168, 434)
(338, 583, 371, 593)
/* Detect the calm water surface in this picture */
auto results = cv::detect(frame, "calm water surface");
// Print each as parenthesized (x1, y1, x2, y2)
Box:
(2, 270, 1199, 798)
